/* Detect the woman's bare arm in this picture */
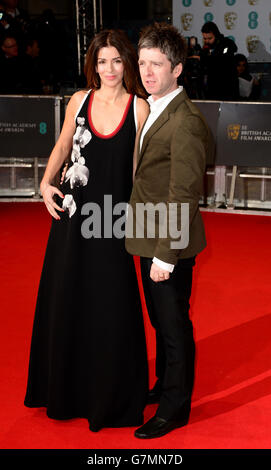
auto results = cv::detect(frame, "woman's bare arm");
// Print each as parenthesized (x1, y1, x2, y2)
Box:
(40, 91, 87, 219)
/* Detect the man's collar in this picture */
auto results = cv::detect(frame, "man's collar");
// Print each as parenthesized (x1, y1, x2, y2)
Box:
(147, 86, 183, 110)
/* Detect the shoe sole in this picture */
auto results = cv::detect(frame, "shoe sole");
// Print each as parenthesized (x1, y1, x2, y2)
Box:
(134, 420, 188, 439)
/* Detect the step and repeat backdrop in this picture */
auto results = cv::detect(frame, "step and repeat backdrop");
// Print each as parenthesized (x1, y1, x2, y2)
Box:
(1, 96, 271, 166)
(173, 0, 271, 62)
(0, 96, 61, 158)
(193, 101, 271, 166)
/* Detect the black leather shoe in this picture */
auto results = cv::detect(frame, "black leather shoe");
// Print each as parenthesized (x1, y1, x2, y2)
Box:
(134, 415, 189, 439)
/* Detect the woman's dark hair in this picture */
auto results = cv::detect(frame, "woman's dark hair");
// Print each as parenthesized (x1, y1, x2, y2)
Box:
(201, 21, 221, 39)
(234, 53, 249, 74)
(234, 53, 248, 65)
(138, 22, 187, 70)
(84, 29, 147, 98)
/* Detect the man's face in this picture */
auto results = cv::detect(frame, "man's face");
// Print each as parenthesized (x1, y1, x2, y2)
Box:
(31, 40, 40, 57)
(138, 47, 182, 101)
(1, 37, 18, 57)
(202, 32, 216, 47)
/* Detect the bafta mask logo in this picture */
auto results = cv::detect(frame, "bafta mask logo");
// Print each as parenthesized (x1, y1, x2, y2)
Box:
(227, 124, 241, 140)
(203, 0, 214, 6)
(248, 0, 259, 5)
(269, 12, 271, 27)
(224, 12, 238, 30)
(246, 35, 259, 53)
(181, 13, 193, 31)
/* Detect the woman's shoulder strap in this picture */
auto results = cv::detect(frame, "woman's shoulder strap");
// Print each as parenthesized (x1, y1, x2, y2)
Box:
(74, 89, 92, 121)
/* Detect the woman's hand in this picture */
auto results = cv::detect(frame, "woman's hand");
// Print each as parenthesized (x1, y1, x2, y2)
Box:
(41, 183, 64, 220)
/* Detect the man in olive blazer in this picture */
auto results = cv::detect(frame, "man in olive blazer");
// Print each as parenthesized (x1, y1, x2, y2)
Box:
(126, 89, 210, 264)
(125, 23, 213, 439)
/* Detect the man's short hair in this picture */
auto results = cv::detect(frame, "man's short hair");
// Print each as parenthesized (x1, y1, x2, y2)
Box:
(138, 22, 187, 70)
(201, 21, 221, 38)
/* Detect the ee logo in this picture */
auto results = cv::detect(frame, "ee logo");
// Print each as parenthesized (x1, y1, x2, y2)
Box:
(226, 0, 236, 5)
(248, 11, 258, 29)
(39, 122, 47, 135)
(182, 0, 192, 6)
(204, 12, 214, 22)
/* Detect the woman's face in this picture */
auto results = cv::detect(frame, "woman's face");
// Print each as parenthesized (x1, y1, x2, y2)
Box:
(96, 46, 124, 87)
(237, 60, 246, 76)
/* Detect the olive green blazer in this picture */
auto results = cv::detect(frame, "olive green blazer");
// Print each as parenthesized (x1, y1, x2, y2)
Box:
(125, 89, 214, 265)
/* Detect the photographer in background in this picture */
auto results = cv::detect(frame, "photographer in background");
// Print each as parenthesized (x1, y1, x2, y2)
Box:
(0, 0, 29, 40)
(22, 37, 46, 94)
(0, 2, 20, 38)
(182, 36, 204, 99)
(2, 0, 29, 32)
(200, 21, 239, 101)
(0, 33, 28, 93)
(234, 53, 261, 101)
(0, 2, 9, 35)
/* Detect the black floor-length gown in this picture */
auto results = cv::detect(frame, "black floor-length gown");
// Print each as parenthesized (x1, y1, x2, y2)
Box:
(24, 91, 148, 431)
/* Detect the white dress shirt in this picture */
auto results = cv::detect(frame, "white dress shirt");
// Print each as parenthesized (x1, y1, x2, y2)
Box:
(140, 86, 183, 151)
(139, 86, 183, 273)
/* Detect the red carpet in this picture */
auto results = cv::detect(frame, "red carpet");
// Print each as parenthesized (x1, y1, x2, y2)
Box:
(0, 202, 271, 450)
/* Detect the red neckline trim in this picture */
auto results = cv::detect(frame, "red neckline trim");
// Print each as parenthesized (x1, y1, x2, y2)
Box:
(88, 91, 133, 139)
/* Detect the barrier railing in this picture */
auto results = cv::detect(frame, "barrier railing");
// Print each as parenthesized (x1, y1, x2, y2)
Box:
(194, 99, 271, 209)
(1, 95, 271, 210)
(0, 95, 61, 197)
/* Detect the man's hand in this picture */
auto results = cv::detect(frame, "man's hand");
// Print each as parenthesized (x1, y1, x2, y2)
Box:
(150, 262, 170, 283)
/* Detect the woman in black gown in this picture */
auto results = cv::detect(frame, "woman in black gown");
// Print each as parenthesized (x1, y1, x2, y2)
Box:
(24, 29, 150, 432)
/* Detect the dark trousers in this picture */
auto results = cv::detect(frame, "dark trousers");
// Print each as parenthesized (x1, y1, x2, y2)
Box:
(140, 256, 196, 421)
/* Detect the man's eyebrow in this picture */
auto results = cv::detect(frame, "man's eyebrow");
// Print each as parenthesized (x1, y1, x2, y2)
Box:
(138, 60, 163, 64)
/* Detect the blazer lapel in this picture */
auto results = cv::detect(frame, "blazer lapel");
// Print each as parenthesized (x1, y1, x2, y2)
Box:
(141, 110, 169, 155)
(136, 90, 188, 173)
(136, 109, 169, 174)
